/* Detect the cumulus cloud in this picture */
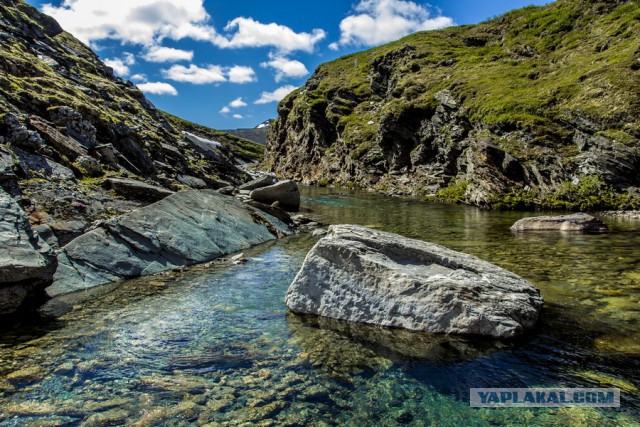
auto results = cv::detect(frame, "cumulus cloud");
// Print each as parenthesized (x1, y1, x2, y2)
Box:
(229, 97, 247, 108)
(227, 65, 257, 84)
(42, 1, 326, 54)
(42, 0, 215, 46)
(143, 46, 194, 63)
(137, 82, 178, 95)
(334, 0, 453, 48)
(216, 18, 325, 53)
(254, 85, 297, 104)
(162, 64, 226, 84)
(260, 54, 309, 82)
(103, 52, 135, 77)
(219, 106, 231, 114)
(162, 64, 256, 84)
(130, 73, 147, 82)
(233, 114, 243, 119)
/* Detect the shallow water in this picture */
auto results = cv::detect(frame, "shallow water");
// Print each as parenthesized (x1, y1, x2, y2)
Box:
(1, 187, 639, 426)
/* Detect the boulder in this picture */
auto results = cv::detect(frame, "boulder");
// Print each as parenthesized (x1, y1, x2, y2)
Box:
(47, 190, 291, 296)
(238, 175, 277, 191)
(250, 180, 300, 211)
(14, 149, 76, 181)
(0, 189, 57, 313)
(50, 220, 87, 247)
(103, 177, 174, 202)
(246, 200, 292, 224)
(177, 175, 207, 189)
(75, 156, 104, 178)
(285, 225, 543, 338)
(510, 213, 608, 232)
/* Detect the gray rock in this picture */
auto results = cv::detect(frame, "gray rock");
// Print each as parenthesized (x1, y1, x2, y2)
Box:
(14, 149, 76, 181)
(246, 200, 292, 224)
(285, 225, 543, 338)
(510, 213, 609, 232)
(103, 177, 174, 202)
(177, 175, 207, 189)
(50, 220, 87, 247)
(34, 224, 59, 248)
(238, 175, 277, 191)
(0, 189, 57, 313)
(75, 156, 104, 177)
(250, 180, 300, 210)
(218, 186, 237, 196)
(47, 190, 291, 296)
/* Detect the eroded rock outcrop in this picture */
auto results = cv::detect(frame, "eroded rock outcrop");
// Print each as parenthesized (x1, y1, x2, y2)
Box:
(47, 190, 291, 297)
(0, 188, 56, 313)
(285, 225, 543, 338)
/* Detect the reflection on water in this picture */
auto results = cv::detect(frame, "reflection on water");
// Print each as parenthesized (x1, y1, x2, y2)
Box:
(0, 187, 639, 425)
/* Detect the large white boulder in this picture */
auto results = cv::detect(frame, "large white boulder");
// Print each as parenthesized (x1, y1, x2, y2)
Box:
(285, 225, 543, 338)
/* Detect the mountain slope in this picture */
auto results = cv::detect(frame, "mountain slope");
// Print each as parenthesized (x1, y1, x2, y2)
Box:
(266, 0, 640, 210)
(0, 0, 263, 222)
(224, 120, 274, 145)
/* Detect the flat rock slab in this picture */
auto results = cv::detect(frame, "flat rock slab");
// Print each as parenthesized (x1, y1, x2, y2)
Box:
(285, 225, 543, 338)
(511, 213, 608, 232)
(103, 177, 174, 202)
(48, 190, 291, 297)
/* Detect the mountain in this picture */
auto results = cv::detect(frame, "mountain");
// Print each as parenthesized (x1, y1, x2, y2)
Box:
(266, 0, 640, 210)
(225, 120, 274, 145)
(0, 0, 263, 221)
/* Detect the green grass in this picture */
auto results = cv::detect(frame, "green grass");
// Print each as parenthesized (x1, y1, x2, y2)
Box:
(269, 0, 640, 210)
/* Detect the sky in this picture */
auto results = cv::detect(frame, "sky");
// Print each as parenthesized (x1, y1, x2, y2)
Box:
(25, 0, 553, 130)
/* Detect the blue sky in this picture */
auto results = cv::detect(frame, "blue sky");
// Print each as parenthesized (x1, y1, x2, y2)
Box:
(25, 0, 553, 130)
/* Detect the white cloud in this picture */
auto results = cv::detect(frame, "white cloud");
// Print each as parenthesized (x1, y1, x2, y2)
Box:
(254, 85, 297, 104)
(42, 0, 215, 46)
(334, 0, 453, 48)
(130, 73, 147, 82)
(42, 1, 326, 54)
(233, 114, 243, 119)
(162, 64, 226, 84)
(103, 52, 135, 77)
(227, 66, 257, 84)
(260, 54, 309, 82)
(143, 46, 194, 63)
(137, 82, 178, 95)
(216, 18, 326, 53)
(229, 97, 247, 108)
(220, 106, 231, 114)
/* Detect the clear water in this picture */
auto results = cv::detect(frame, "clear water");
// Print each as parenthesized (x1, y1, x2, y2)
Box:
(1, 187, 639, 426)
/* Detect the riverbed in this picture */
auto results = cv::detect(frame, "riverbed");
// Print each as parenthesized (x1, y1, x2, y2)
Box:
(1, 187, 639, 426)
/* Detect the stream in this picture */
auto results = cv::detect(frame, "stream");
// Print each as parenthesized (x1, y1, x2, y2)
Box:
(1, 186, 639, 426)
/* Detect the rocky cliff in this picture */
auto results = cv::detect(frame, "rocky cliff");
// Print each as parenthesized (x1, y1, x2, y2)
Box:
(0, 0, 264, 313)
(266, 0, 640, 210)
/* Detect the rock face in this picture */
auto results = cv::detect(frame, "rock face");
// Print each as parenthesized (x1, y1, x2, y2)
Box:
(510, 213, 609, 232)
(47, 190, 291, 297)
(285, 225, 543, 338)
(266, 0, 640, 210)
(0, 189, 57, 313)
(250, 180, 300, 211)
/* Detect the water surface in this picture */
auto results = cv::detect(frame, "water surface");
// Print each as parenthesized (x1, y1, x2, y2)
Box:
(1, 187, 639, 426)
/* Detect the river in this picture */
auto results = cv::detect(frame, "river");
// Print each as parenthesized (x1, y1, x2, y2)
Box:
(1, 186, 639, 426)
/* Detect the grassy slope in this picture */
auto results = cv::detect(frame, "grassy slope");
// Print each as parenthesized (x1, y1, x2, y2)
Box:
(282, 0, 639, 167)
(0, 0, 263, 164)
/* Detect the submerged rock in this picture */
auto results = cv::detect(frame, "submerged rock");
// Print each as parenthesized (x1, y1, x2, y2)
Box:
(511, 213, 609, 232)
(47, 190, 291, 297)
(250, 180, 300, 211)
(285, 225, 543, 338)
(0, 188, 57, 314)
